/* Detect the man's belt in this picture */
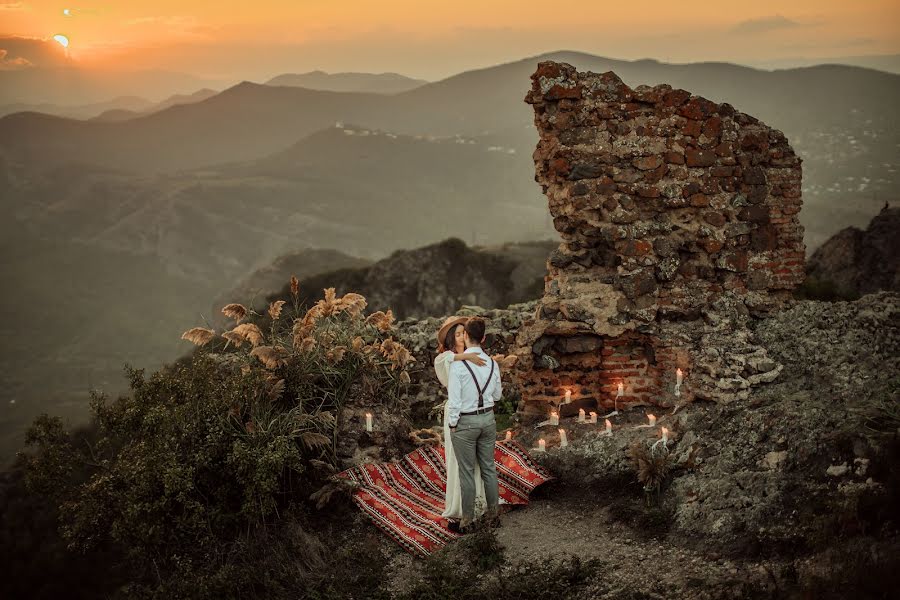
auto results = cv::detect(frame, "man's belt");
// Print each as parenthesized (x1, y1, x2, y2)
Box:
(460, 406, 494, 416)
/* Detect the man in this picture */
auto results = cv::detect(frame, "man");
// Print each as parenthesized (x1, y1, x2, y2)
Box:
(447, 317, 501, 531)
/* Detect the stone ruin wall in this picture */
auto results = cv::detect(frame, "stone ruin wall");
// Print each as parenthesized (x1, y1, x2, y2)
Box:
(510, 61, 805, 418)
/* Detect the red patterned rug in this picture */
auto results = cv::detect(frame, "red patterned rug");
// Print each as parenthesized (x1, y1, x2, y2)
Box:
(336, 439, 554, 557)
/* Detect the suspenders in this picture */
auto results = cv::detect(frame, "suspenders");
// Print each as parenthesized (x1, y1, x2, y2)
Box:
(462, 358, 495, 409)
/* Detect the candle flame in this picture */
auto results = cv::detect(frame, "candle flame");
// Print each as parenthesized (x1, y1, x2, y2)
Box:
(605, 419, 612, 427)
(365, 412, 372, 417)
(662, 427, 669, 436)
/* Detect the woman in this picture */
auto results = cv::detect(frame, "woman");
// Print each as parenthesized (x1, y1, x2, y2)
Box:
(433, 316, 488, 524)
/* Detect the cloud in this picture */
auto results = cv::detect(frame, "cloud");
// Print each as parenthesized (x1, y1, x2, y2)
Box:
(0, 36, 69, 69)
(731, 15, 803, 35)
(0, 1, 25, 10)
(0, 49, 32, 69)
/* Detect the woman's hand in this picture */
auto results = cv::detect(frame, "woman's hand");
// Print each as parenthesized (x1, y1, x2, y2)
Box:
(457, 352, 486, 367)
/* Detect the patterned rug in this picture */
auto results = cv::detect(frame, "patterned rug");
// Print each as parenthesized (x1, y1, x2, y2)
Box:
(336, 439, 554, 557)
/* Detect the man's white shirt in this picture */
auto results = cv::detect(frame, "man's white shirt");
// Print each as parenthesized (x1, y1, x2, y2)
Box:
(447, 346, 502, 427)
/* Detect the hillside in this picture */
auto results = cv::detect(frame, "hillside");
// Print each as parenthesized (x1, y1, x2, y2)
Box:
(263, 238, 556, 321)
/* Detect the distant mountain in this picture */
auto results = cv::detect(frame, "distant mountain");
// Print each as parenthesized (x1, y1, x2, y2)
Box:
(0, 88, 221, 122)
(750, 53, 900, 75)
(805, 203, 900, 297)
(90, 88, 219, 122)
(265, 70, 427, 94)
(0, 66, 230, 106)
(264, 237, 556, 321)
(1, 50, 896, 249)
(0, 95, 154, 119)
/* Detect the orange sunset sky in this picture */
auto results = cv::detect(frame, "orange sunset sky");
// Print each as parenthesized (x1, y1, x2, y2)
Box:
(1, 0, 899, 81)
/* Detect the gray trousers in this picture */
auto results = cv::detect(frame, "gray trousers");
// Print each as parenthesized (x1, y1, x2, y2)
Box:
(450, 411, 499, 525)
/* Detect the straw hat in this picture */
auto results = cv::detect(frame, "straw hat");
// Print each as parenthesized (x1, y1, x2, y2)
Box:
(436, 315, 469, 351)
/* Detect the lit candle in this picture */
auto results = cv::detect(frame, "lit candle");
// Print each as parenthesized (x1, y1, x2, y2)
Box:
(578, 408, 586, 423)
(365, 413, 373, 432)
(537, 439, 546, 452)
(550, 411, 559, 426)
(589, 411, 597, 424)
(617, 382, 624, 398)
(661, 427, 669, 443)
(558, 428, 568, 448)
(564, 389, 572, 404)
(675, 368, 683, 397)
(505, 430, 512, 441)
(648, 414, 657, 427)
(605, 419, 612, 434)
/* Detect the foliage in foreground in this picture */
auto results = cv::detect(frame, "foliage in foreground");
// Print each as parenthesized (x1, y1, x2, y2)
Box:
(20, 282, 414, 598)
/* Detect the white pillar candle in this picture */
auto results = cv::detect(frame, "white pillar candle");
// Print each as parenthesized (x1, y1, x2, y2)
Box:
(676, 368, 683, 386)
(605, 419, 612, 434)
(558, 428, 568, 447)
(365, 413, 373, 432)
(578, 408, 586, 423)
(550, 411, 559, 426)
(661, 427, 669, 443)
(505, 430, 512, 441)
(564, 389, 572, 404)
(537, 439, 546, 452)
(648, 414, 657, 427)
(589, 411, 597, 424)
(617, 382, 624, 398)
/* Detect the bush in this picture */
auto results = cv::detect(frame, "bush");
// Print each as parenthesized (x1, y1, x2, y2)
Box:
(21, 284, 415, 598)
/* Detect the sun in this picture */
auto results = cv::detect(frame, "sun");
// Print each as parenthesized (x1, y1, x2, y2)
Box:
(53, 34, 70, 48)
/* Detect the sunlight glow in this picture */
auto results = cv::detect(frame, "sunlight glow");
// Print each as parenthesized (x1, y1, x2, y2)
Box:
(53, 34, 70, 48)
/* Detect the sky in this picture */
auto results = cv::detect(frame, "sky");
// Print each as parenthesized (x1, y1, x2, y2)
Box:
(1, 0, 899, 81)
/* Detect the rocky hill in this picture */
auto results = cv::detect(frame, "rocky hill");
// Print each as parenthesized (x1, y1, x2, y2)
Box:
(263, 238, 556, 321)
(805, 204, 900, 298)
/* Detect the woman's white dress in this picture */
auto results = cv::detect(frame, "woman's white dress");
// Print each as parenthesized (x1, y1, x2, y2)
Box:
(434, 351, 486, 520)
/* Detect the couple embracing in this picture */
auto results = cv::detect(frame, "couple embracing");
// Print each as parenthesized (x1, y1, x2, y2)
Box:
(433, 316, 502, 533)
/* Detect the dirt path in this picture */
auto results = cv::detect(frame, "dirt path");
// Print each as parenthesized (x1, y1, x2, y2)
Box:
(384, 483, 785, 599)
(496, 492, 773, 599)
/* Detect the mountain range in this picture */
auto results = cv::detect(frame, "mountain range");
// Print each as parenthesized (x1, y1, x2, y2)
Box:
(0, 49, 897, 463)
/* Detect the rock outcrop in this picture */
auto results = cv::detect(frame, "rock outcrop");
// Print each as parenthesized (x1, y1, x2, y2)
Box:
(264, 238, 555, 321)
(806, 204, 900, 297)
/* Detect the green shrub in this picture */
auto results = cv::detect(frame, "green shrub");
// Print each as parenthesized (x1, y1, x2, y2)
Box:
(21, 285, 415, 598)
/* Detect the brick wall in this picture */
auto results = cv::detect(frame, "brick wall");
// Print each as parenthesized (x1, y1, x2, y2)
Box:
(510, 61, 803, 418)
